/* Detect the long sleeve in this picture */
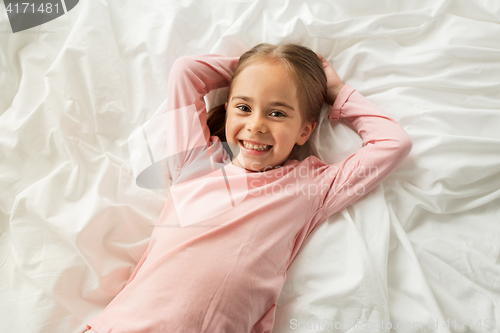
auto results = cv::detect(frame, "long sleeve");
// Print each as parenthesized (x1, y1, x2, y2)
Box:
(166, 54, 240, 137)
(160, 54, 239, 181)
(318, 84, 413, 219)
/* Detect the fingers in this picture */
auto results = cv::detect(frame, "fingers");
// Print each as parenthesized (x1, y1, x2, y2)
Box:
(316, 54, 329, 70)
(316, 53, 331, 70)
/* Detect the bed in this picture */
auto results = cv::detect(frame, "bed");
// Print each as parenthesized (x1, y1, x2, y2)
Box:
(1, 0, 499, 332)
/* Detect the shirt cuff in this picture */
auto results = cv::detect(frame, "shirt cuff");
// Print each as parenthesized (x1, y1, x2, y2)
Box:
(328, 84, 355, 120)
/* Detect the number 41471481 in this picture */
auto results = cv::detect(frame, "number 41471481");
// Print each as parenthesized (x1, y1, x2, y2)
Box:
(444, 319, 496, 330)
(5, 2, 60, 14)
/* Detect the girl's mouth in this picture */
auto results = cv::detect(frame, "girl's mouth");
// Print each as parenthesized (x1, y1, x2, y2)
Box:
(239, 140, 273, 156)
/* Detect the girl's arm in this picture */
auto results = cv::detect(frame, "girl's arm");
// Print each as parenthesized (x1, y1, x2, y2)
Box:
(160, 54, 239, 179)
(166, 54, 239, 143)
(314, 56, 412, 219)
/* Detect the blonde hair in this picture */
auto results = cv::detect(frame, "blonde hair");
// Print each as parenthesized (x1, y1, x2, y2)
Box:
(207, 42, 327, 146)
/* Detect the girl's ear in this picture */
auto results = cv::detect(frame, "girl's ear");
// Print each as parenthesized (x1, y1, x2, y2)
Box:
(225, 102, 227, 110)
(297, 122, 316, 146)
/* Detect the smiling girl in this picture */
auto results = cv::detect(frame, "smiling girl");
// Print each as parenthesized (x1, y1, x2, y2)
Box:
(84, 43, 412, 333)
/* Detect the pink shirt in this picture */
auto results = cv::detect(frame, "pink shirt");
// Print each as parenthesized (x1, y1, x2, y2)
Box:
(87, 54, 412, 333)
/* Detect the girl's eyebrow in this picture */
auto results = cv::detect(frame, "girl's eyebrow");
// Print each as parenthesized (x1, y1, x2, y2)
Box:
(231, 95, 295, 111)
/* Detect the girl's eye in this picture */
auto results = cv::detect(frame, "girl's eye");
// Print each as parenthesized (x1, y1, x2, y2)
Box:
(236, 105, 285, 118)
(237, 105, 250, 112)
(270, 111, 286, 118)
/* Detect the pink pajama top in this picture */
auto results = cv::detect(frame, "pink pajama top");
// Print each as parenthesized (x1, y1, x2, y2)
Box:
(87, 54, 412, 333)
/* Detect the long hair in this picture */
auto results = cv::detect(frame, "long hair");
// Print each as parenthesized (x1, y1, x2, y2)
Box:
(207, 43, 327, 154)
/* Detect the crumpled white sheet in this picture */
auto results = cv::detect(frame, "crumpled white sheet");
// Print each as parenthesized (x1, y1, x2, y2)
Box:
(1, 0, 499, 332)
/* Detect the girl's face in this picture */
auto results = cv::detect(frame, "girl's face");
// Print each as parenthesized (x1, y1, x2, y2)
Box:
(225, 62, 316, 172)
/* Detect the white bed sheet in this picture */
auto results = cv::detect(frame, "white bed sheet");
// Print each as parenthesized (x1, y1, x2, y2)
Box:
(1, 0, 499, 332)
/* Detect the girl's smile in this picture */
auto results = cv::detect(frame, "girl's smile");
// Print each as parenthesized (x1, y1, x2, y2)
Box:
(239, 140, 273, 156)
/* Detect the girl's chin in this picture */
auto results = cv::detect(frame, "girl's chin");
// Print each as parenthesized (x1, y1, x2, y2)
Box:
(232, 156, 267, 171)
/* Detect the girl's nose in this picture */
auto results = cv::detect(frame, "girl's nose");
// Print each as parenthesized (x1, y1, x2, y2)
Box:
(247, 112, 267, 133)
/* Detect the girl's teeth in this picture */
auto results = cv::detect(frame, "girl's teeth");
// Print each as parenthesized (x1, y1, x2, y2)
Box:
(242, 141, 271, 151)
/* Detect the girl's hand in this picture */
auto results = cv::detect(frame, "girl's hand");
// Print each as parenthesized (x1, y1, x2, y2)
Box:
(317, 54, 344, 105)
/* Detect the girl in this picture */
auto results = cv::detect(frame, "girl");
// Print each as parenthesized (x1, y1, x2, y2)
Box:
(84, 43, 412, 332)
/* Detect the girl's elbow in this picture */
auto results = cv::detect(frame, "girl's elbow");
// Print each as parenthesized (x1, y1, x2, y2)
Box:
(397, 134, 413, 158)
(172, 56, 196, 72)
